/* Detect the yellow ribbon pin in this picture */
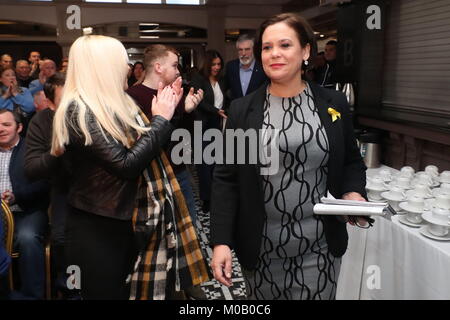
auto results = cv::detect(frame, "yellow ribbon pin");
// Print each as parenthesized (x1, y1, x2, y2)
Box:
(327, 107, 341, 122)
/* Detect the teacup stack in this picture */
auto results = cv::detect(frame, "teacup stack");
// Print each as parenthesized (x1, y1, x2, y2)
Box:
(399, 195, 425, 224)
(432, 183, 450, 198)
(389, 166, 415, 190)
(381, 186, 406, 211)
(437, 170, 450, 185)
(366, 176, 388, 201)
(422, 207, 450, 237)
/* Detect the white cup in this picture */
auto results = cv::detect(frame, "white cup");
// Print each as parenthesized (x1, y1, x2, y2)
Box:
(434, 194, 450, 210)
(425, 165, 439, 176)
(440, 171, 450, 183)
(384, 186, 405, 211)
(405, 196, 425, 224)
(398, 172, 414, 180)
(440, 183, 450, 195)
(429, 225, 449, 237)
(367, 177, 387, 200)
(401, 166, 415, 175)
(395, 176, 411, 189)
(410, 184, 432, 198)
(368, 177, 386, 190)
(378, 169, 392, 182)
(428, 207, 450, 236)
(387, 186, 405, 200)
(431, 207, 450, 224)
(407, 211, 423, 224)
(414, 174, 433, 186)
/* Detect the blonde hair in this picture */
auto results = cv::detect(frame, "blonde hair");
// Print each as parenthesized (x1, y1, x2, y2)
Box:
(51, 35, 149, 156)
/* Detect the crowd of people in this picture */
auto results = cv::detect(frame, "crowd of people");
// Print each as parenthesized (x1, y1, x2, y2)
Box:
(0, 12, 366, 300)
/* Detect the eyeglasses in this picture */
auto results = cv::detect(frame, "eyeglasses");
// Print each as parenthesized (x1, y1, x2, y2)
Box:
(348, 216, 375, 229)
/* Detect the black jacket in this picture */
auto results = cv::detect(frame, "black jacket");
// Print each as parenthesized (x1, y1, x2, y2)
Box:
(60, 103, 173, 220)
(190, 73, 228, 125)
(24, 109, 66, 186)
(10, 138, 50, 213)
(210, 81, 367, 270)
(225, 59, 268, 101)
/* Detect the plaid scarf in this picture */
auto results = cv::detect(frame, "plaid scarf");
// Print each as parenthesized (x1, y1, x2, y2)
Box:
(129, 112, 210, 300)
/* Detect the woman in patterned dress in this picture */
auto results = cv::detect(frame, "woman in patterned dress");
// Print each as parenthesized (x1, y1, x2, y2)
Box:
(210, 13, 368, 300)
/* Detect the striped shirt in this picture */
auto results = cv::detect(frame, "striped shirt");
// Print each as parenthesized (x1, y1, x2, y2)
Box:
(0, 140, 21, 212)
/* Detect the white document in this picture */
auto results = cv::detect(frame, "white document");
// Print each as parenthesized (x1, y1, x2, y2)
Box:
(313, 193, 395, 217)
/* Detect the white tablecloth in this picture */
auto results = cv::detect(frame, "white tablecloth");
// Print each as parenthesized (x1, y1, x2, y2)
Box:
(336, 167, 450, 300)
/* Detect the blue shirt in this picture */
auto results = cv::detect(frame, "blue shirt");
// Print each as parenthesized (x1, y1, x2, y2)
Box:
(0, 85, 35, 114)
(239, 59, 255, 96)
(29, 79, 44, 95)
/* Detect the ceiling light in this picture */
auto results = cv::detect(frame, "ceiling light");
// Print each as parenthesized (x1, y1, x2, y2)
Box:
(139, 35, 160, 39)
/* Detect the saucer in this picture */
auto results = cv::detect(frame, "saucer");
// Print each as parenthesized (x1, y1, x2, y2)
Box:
(422, 212, 450, 227)
(398, 215, 424, 228)
(406, 189, 432, 199)
(399, 202, 424, 214)
(381, 191, 405, 202)
(419, 226, 450, 241)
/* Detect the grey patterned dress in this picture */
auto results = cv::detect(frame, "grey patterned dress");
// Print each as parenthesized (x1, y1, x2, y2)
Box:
(245, 83, 341, 300)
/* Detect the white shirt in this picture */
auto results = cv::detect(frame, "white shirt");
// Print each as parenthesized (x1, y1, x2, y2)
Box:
(211, 81, 224, 110)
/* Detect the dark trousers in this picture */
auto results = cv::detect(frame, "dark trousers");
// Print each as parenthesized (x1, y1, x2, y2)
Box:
(175, 169, 198, 224)
(13, 210, 48, 300)
(49, 191, 71, 296)
(65, 206, 137, 300)
(196, 115, 222, 203)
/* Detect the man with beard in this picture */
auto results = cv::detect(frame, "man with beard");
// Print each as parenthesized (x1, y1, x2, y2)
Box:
(225, 34, 268, 101)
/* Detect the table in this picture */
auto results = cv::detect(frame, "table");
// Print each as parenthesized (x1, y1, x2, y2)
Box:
(336, 167, 450, 300)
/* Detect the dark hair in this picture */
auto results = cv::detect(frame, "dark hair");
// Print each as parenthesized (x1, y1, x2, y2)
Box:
(133, 61, 144, 69)
(326, 40, 337, 47)
(257, 12, 317, 71)
(43, 72, 66, 104)
(0, 65, 14, 77)
(0, 108, 23, 125)
(200, 50, 223, 79)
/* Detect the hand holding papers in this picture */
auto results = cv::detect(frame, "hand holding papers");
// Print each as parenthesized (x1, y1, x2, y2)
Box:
(313, 193, 396, 222)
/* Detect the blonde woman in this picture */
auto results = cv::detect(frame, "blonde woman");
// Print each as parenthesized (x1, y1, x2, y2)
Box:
(51, 35, 179, 299)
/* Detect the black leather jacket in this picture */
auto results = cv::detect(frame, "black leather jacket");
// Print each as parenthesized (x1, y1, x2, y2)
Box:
(63, 103, 173, 220)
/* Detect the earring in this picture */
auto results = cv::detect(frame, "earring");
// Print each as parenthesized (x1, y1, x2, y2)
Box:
(304, 60, 309, 66)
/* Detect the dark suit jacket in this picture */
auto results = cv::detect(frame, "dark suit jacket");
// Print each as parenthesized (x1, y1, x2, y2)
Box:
(210, 81, 367, 270)
(190, 73, 228, 129)
(10, 138, 50, 213)
(225, 59, 268, 101)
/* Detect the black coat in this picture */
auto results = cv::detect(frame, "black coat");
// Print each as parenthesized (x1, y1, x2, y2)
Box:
(225, 59, 268, 101)
(210, 81, 367, 270)
(190, 73, 227, 130)
(10, 138, 50, 213)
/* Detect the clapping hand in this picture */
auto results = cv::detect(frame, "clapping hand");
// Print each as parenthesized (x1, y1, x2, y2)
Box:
(151, 82, 178, 121)
(1, 190, 15, 205)
(170, 76, 184, 107)
(184, 87, 204, 113)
